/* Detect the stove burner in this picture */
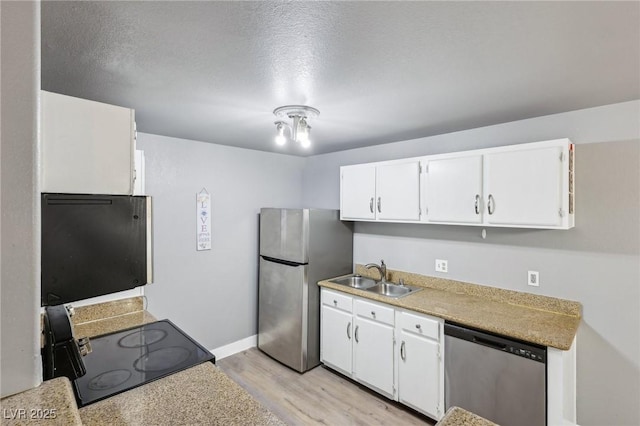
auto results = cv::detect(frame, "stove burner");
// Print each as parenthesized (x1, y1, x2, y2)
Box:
(134, 346, 190, 372)
(118, 329, 167, 348)
(73, 320, 214, 407)
(88, 369, 132, 391)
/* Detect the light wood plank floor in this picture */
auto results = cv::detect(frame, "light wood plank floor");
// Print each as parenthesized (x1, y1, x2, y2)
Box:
(217, 348, 434, 426)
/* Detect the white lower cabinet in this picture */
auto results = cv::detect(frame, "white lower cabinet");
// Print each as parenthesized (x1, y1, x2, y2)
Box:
(320, 290, 353, 376)
(396, 310, 444, 419)
(320, 288, 444, 421)
(353, 299, 395, 398)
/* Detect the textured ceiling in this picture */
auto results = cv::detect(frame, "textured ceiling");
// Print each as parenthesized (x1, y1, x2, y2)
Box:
(41, 1, 640, 156)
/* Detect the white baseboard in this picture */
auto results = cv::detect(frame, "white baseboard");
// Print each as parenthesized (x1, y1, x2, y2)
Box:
(210, 334, 257, 360)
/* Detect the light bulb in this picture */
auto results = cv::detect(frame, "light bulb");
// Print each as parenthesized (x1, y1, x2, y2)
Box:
(274, 122, 286, 146)
(298, 123, 311, 148)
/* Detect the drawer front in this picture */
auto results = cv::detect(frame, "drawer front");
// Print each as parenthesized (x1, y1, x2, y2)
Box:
(321, 289, 353, 313)
(354, 299, 394, 325)
(398, 311, 440, 341)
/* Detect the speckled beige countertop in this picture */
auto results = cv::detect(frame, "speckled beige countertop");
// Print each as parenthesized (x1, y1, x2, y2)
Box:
(3, 297, 283, 426)
(0, 378, 82, 426)
(319, 266, 581, 350)
(78, 362, 282, 426)
(436, 407, 498, 426)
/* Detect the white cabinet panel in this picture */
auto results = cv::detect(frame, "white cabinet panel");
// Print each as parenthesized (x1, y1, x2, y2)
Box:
(425, 155, 483, 224)
(376, 161, 421, 221)
(340, 165, 376, 220)
(42, 91, 135, 195)
(397, 310, 443, 420)
(321, 304, 353, 376)
(485, 146, 563, 227)
(133, 150, 145, 195)
(353, 316, 395, 398)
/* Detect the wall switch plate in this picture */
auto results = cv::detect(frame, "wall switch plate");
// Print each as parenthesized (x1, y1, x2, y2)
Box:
(435, 259, 448, 273)
(528, 271, 540, 287)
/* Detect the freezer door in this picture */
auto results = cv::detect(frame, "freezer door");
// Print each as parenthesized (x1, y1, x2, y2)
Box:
(259, 208, 308, 264)
(258, 257, 309, 372)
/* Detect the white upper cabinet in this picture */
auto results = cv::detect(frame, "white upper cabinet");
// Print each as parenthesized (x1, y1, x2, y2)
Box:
(484, 146, 565, 227)
(340, 159, 421, 222)
(424, 154, 483, 224)
(341, 139, 574, 229)
(42, 91, 136, 195)
(340, 164, 376, 220)
(376, 161, 421, 221)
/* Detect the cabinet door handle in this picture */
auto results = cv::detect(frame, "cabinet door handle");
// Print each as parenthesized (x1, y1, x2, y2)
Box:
(346, 322, 351, 340)
(377, 197, 382, 213)
(369, 197, 374, 213)
(487, 194, 495, 215)
(400, 341, 406, 361)
(474, 194, 480, 214)
(354, 325, 359, 343)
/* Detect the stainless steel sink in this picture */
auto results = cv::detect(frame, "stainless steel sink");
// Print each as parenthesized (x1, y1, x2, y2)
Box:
(365, 282, 423, 298)
(330, 275, 378, 289)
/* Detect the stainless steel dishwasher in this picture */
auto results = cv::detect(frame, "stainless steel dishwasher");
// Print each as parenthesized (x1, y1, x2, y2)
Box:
(445, 322, 546, 426)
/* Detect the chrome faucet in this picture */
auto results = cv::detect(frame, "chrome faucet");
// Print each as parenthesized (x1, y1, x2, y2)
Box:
(365, 260, 387, 282)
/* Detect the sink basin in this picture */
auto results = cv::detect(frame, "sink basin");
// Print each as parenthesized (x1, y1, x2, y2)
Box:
(366, 282, 423, 298)
(330, 275, 377, 289)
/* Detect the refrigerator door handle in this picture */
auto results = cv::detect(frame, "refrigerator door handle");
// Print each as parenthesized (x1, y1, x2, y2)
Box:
(260, 255, 305, 267)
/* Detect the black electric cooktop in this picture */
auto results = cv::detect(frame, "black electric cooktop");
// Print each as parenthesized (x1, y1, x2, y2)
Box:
(73, 320, 214, 407)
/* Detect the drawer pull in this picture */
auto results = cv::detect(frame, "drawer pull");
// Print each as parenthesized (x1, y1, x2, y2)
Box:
(415, 324, 421, 329)
(371, 311, 376, 317)
(333, 300, 337, 306)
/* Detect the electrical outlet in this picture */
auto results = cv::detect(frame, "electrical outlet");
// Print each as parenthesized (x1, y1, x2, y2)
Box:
(435, 259, 448, 273)
(528, 271, 540, 287)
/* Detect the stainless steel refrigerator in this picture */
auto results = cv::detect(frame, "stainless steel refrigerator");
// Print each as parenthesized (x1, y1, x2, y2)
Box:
(258, 208, 353, 372)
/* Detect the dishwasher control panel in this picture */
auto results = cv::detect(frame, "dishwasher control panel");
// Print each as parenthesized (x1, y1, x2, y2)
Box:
(445, 322, 547, 363)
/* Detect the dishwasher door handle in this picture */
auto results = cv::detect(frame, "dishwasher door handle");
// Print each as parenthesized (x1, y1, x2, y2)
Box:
(473, 335, 507, 351)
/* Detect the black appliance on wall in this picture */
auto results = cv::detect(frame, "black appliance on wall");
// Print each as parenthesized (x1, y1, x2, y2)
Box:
(41, 193, 153, 306)
(42, 305, 215, 407)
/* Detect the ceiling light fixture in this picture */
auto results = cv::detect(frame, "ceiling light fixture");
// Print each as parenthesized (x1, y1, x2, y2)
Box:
(273, 105, 320, 149)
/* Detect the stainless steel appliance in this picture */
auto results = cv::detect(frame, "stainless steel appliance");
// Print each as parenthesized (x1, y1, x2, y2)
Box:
(41, 305, 214, 407)
(258, 208, 353, 372)
(445, 322, 547, 426)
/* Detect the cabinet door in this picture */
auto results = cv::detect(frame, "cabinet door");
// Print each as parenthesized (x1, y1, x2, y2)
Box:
(353, 316, 395, 398)
(398, 330, 441, 419)
(42, 91, 135, 195)
(340, 165, 376, 220)
(376, 161, 421, 221)
(424, 155, 483, 224)
(485, 147, 563, 227)
(321, 305, 353, 376)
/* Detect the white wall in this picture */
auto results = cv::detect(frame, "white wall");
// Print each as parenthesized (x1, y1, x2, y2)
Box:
(0, 1, 43, 397)
(137, 133, 305, 350)
(303, 101, 640, 426)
